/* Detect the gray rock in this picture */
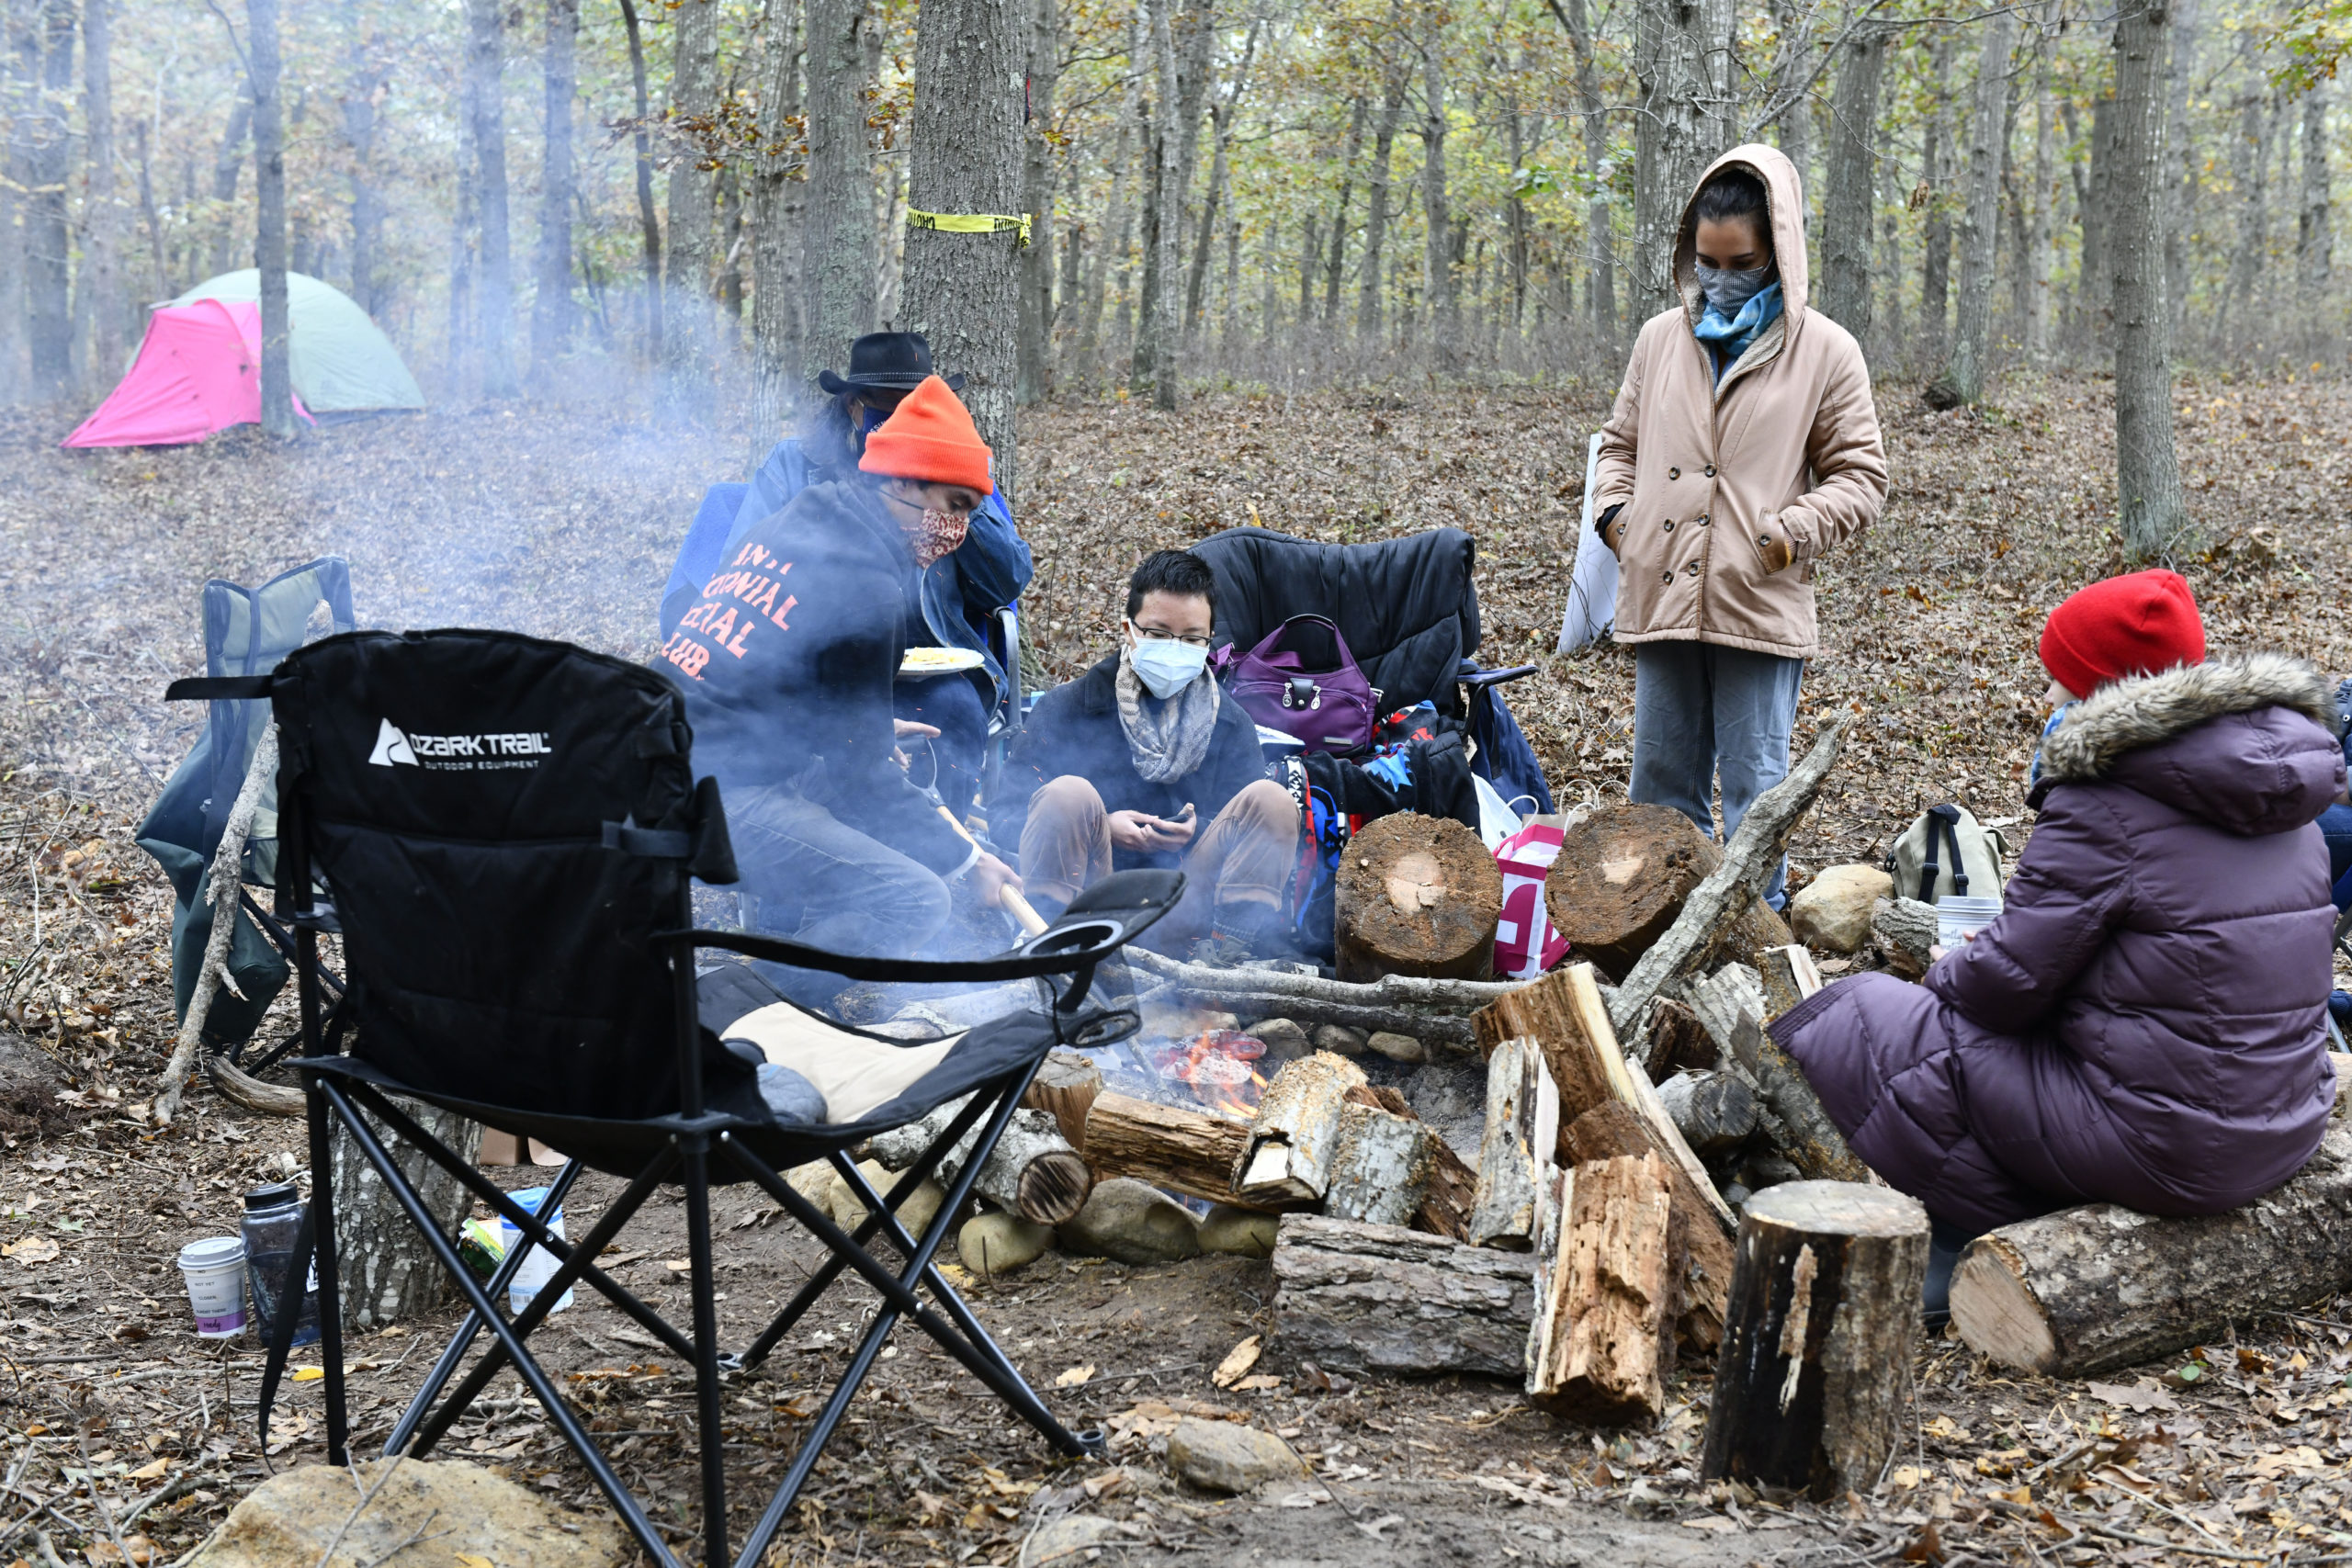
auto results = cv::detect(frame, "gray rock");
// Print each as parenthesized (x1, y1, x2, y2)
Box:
(1790, 863, 1894, 954)
(826, 1158, 945, 1239)
(1197, 1205, 1279, 1258)
(1019, 1515, 1126, 1568)
(959, 1211, 1055, 1277)
(1164, 1417, 1307, 1495)
(1057, 1178, 1200, 1265)
(1250, 1018, 1311, 1065)
(189, 1457, 624, 1568)
(1310, 1024, 1367, 1057)
(1366, 1031, 1425, 1064)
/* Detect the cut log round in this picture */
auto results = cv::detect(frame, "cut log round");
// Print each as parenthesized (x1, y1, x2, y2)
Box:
(1082, 1090, 1262, 1211)
(1544, 805, 1719, 981)
(937, 1107, 1096, 1226)
(1467, 1035, 1560, 1250)
(1951, 1058, 2352, 1377)
(1334, 812, 1502, 984)
(1022, 1049, 1102, 1153)
(1700, 1180, 1930, 1499)
(1871, 897, 1939, 980)
(1272, 1213, 1535, 1379)
(1526, 1153, 1676, 1424)
(1657, 1069, 1759, 1156)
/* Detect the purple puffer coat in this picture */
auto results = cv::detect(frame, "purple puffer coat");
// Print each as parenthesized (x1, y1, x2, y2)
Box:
(1773, 653, 2347, 1234)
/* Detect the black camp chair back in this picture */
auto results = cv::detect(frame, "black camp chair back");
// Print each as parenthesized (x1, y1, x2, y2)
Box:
(174, 628, 1177, 1568)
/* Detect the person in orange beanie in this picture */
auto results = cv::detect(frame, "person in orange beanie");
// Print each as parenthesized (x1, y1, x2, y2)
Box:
(655, 374, 1022, 1012)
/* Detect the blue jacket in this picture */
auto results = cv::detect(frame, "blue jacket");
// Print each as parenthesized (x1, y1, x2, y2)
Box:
(728, 411, 1031, 706)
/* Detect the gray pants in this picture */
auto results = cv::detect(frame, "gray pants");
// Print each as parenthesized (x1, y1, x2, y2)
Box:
(1629, 640, 1806, 909)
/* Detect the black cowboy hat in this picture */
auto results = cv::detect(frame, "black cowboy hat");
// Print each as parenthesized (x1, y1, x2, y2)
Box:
(815, 331, 967, 397)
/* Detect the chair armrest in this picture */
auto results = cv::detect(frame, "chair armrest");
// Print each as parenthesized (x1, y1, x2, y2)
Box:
(1458, 663, 1539, 690)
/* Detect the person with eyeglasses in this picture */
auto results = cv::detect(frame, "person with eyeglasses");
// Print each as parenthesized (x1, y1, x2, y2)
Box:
(656, 376, 1023, 1008)
(985, 549, 1300, 963)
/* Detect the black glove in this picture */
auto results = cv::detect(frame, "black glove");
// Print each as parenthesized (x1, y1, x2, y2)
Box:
(1594, 502, 1623, 541)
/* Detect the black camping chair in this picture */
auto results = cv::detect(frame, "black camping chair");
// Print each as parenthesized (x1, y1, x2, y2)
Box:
(170, 627, 1177, 1568)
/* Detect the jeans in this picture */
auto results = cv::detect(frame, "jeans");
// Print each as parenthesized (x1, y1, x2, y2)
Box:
(1017, 775, 1300, 953)
(1630, 640, 1807, 908)
(720, 782, 954, 1005)
(2321, 802, 2352, 910)
(895, 671, 991, 819)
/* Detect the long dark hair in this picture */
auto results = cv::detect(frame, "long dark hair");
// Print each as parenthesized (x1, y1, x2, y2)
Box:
(1686, 167, 1772, 254)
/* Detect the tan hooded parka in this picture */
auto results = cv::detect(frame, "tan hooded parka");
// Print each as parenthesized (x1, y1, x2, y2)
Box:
(1591, 144, 1889, 660)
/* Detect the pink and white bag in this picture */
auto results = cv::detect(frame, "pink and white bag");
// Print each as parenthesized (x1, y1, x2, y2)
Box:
(1493, 818, 1570, 979)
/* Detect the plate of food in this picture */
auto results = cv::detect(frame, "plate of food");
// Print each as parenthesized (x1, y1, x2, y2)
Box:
(897, 647, 986, 678)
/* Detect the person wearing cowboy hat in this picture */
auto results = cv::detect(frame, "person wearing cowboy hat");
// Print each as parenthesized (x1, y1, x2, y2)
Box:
(730, 331, 1029, 820)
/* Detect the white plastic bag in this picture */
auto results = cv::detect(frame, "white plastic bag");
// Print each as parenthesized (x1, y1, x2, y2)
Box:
(1555, 432, 1617, 653)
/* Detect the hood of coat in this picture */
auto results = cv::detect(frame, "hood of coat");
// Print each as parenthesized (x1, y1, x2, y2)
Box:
(2030, 651, 2346, 834)
(1675, 143, 1811, 338)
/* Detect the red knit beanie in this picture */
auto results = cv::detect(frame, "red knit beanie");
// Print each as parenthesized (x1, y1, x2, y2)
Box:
(2038, 569, 2205, 696)
(856, 375, 994, 494)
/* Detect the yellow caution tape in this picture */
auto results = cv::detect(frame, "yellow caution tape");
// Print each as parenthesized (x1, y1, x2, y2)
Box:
(905, 208, 1033, 248)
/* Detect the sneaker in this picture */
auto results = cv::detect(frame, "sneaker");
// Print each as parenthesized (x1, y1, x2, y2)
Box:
(1187, 932, 1255, 969)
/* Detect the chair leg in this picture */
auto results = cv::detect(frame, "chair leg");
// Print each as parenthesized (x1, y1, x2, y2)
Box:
(304, 1077, 350, 1467)
(681, 1133, 729, 1568)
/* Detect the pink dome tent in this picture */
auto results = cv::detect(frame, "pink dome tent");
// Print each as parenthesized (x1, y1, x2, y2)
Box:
(62, 299, 311, 448)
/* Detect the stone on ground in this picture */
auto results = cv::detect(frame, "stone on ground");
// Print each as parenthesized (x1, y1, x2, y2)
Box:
(1366, 1031, 1425, 1063)
(826, 1158, 945, 1239)
(1018, 1514, 1126, 1567)
(189, 1456, 624, 1568)
(1198, 1205, 1279, 1258)
(1310, 1024, 1367, 1057)
(959, 1211, 1055, 1277)
(1789, 863, 1894, 953)
(1250, 1018, 1311, 1065)
(1164, 1416, 1307, 1494)
(1057, 1178, 1200, 1265)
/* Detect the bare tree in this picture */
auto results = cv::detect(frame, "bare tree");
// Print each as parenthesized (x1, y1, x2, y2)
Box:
(1017, 0, 1058, 400)
(1355, 6, 1408, 339)
(206, 98, 252, 279)
(663, 0, 719, 412)
(465, 0, 516, 398)
(1136, 0, 1180, 408)
(338, 0, 387, 317)
(1321, 94, 1366, 323)
(2110, 0, 2187, 560)
(802, 0, 873, 391)
(2300, 83, 2333, 302)
(1418, 1, 1455, 361)
(616, 0, 663, 361)
(748, 0, 803, 438)
(1928, 6, 2015, 409)
(24, 0, 74, 400)
(2023, 13, 2055, 359)
(248, 0, 293, 434)
(2219, 91, 2271, 343)
(83, 0, 123, 383)
(1817, 17, 1887, 337)
(1919, 30, 1954, 359)
(1183, 16, 1260, 343)
(531, 0, 579, 381)
(1768, 0, 1814, 181)
(1629, 0, 1736, 322)
(1551, 0, 1614, 334)
(901, 0, 1025, 487)
(2162, 0, 2199, 326)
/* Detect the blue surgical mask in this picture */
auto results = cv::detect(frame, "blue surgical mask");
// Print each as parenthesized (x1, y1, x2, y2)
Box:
(1128, 632, 1208, 699)
(1694, 263, 1773, 317)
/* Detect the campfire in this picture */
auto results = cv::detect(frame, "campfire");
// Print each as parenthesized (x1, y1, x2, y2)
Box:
(1153, 1029, 1268, 1119)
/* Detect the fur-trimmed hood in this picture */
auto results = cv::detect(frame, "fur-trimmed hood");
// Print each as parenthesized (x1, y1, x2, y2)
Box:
(2030, 652, 2347, 834)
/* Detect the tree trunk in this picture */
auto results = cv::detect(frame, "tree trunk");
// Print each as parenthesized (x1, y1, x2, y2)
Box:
(1557, 0, 1614, 336)
(2025, 29, 2054, 359)
(1928, 5, 2016, 410)
(338, 0, 386, 318)
(206, 97, 252, 281)
(2301, 83, 2332, 300)
(1321, 95, 1366, 322)
(1015, 0, 1057, 402)
(747, 0, 802, 442)
(132, 118, 165, 300)
(23, 0, 73, 400)
(1525, 1152, 1676, 1425)
(330, 1097, 484, 1328)
(2110, 0, 2188, 562)
(81, 0, 121, 387)
(1629, 0, 1736, 322)
(1272, 1213, 1536, 1380)
(1183, 19, 1259, 343)
(463, 0, 516, 399)
(1355, 20, 1408, 340)
(531, 0, 578, 383)
(1766, 0, 1813, 183)
(2163, 0, 2199, 325)
(447, 24, 478, 390)
(1140, 0, 1181, 410)
(249, 0, 294, 435)
(1130, 96, 1162, 379)
(901, 0, 1024, 497)
(1952, 1060, 2351, 1378)
(2221, 92, 2271, 344)
(1334, 814, 1502, 984)
(1816, 21, 1886, 339)
(2076, 86, 2116, 344)
(662, 0, 720, 414)
(1699, 1181, 1929, 1499)
(1417, 7, 1454, 365)
(802, 0, 874, 394)
(616, 0, 663, 363)
(1919, 32, 1954, 360)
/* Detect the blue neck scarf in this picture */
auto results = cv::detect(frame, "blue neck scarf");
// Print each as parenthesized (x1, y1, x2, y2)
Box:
(2026, 702, 2075, 795)
(1691, 280, 1785, 385)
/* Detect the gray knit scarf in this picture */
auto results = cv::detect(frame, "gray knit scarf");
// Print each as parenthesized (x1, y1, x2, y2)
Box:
(1114, 643, 1221, 783)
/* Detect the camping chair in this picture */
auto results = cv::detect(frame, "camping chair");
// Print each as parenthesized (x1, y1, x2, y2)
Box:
(175, 627, 1173, 1568)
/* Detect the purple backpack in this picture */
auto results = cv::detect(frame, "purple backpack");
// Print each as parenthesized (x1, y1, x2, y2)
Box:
(1215, 615, 1379, 756)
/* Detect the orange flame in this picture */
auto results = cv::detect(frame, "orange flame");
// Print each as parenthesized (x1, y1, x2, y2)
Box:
(1158, 1029, 1269, 1119)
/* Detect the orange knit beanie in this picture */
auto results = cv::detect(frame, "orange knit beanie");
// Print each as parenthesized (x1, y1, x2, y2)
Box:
(856, 375, 994, 494)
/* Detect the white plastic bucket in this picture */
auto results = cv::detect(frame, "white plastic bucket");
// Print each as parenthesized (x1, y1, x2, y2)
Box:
(497, 1188, 575, 1314)
(177, 1235, 248, 1338)
(1935, 895, 2003, 950)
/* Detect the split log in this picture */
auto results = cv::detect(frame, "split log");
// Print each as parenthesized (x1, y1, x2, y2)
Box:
(1467, 1036, 1559, 1250)
(1122, 946, 1515, 1055)
(1322, 1103, 1443, 1228)
(1562, 1101, 1732, 1353)
(1021, 1050, 1102, 1152)
(1657, 1069, 1759, 1156)
(1688, 964, 1879, 1187)
(1758, 944, 1825, 1021)
(1416, 1136, 1477, 1242)
(1951, 1056, 2352, 1378)
(1700, 1181, 1930, 1499)
(1271, 1213, 1536, 1380)
(1525, 1154, 1676, 1424)
(1544, 805, 1785, 982)
(1605, 717, 1850, 1042)
(1345, 1083, 1413, 1117)
(1233, 1053, 1366, 1206)
(940, 1108, 1094, 1226)
(1334, 813, 1503, 983)
(1871, 897, 1939, 980)
(1081, 1090, 1262, 1211)
(1646, 996, 1720, 1077)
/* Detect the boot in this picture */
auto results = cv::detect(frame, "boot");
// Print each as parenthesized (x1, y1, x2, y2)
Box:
(1923, 1215, 1974, 1331)
(1189, 900, 1278, 968)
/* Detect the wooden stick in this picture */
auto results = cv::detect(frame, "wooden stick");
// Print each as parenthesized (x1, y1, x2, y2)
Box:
(1124, 946, 1516, 1054)
(154, 722, 279, 1126)
(934, 805, 1047, 935)
(1687, 964, 1879, 1186)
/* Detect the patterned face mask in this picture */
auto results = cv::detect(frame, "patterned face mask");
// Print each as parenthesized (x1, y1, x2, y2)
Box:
(903, 506, 969, 568)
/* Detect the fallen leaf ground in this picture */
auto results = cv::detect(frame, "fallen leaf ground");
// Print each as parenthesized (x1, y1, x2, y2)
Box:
(0, 371, 2346, 1567)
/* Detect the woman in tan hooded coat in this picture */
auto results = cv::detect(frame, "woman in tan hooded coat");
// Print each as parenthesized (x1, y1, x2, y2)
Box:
(1591, 144, 1889, 905)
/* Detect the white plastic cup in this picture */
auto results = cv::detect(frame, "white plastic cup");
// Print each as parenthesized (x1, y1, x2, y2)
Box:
(177, 1236, 249, 1338)
(497, 1188, 575, 1315)
(1935, 895, 2003, 949)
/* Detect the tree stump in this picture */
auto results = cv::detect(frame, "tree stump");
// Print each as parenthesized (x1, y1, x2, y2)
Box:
(1333, 813, 1502, 984)
(1526, 1153, 1677, 1424)
(1021, 1049, 1102, 1152)
(1544, 806, 1792, 983)
(1700, 1181, 1930, 1499)
(332, 1097, 483, 1329)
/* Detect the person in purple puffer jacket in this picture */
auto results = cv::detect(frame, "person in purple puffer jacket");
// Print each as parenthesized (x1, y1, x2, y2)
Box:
(1771, 570, 2346, 1322)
